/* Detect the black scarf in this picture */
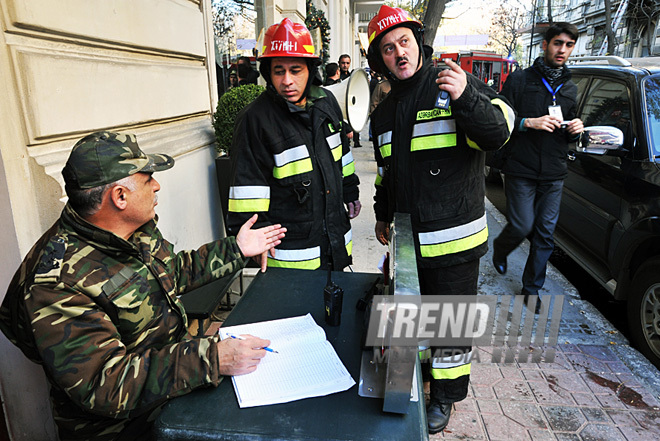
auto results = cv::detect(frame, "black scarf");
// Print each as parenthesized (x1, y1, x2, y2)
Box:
(533, 56, 565, 87)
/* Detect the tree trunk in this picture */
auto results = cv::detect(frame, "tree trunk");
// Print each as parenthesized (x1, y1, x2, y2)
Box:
(547, 0, 553, 23)
(603, 0, 616, 55)
(423, 0, 448, 48)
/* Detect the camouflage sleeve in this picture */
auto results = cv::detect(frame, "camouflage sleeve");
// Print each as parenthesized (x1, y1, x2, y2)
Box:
(173, 235, 247, 294)
(26, 282, 223, 419)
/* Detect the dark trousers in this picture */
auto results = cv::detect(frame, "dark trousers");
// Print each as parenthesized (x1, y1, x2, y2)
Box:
(493, 176, 563, 296)
(418, 259, 479, 404)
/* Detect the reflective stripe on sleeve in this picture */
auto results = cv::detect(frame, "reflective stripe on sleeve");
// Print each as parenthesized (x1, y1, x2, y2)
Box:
(345, 229, 353, 256)
(430, 350, 473, 380)
(342, 151, 355, 177)
(418, 214, 488, 257)
(267, 247, 321, 270)
(378, 131, 392, 158)
(327, 132, 342, 161)
(228, 186, 270, 212)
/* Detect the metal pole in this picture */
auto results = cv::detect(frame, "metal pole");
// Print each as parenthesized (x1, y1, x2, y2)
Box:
(527, 0, 537, 67)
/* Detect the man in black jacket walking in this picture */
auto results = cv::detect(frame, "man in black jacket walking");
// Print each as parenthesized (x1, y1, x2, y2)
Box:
(492, 22, 583, 312)
(367, 5, 514, 434)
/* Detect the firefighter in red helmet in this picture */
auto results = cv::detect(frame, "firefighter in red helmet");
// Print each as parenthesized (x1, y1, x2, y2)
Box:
(227, 18, 361, 271)
(367, 5, 515, 434)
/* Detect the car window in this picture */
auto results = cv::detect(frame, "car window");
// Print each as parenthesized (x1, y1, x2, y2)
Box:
(572, 75, 591, 106)
(580, 79, 631, 136)
(643, 75, 660, 158)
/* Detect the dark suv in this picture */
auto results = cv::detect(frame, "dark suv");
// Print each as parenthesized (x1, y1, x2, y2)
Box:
(555, 56, 660, 366)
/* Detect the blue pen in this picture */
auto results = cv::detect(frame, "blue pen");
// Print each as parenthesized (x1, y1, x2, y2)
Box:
(227, 334, 279, 353)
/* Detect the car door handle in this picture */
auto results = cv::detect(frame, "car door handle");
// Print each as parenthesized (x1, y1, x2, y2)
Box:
(567, 151, 576, 161)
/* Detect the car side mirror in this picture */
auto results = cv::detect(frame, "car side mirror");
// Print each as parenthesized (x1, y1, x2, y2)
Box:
(577, 126, 625, 155)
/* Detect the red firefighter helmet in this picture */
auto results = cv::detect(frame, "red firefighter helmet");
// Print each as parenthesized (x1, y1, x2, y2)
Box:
(367, 5, 422, 48)
(259, 18, 317, 59)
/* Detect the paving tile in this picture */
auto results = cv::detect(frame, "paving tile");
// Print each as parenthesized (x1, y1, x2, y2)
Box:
(571, 393, 601, 407)
(564, 353, 609, 372)
(493, 378, 535, 402)
(606, 409, 639, 426)
(631, 410, 660, 434)
(544, 371, 590, 394)
(581, 371, 622, 395)
(500, 402, 547, 429)
(553, 433, 580, 441)
(536, 351, 573, 371)
(529, 380, 575, 405)
(581, 407, 610, 423)
(500, 365, 524, 380)
(441, 409, 484, 440)
(576, 345, 618, 361)
(528, 429, 557, 441)
(542, 406, 585, 432)
(595, 392, 628, 409)
(521, 368, 545, 381)
(618, 424, 660, 441)
(578, 423, 625, 441)
(472, 365, 505, 386)
(472, 384, 496, 399)
(477, 400, 502, 415)
(482, 414, 532, 441)
(556, 344, 580, 354)
(454, 398, 477, 412)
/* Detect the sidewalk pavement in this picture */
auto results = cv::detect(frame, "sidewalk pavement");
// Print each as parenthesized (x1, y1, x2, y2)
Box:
(348, 126, 660, 440)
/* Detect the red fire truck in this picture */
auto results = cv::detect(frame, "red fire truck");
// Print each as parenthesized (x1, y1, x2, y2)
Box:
(434, 51, 517, 92)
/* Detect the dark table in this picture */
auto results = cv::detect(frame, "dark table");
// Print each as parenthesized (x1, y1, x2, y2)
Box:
(154, 267, 428, 441)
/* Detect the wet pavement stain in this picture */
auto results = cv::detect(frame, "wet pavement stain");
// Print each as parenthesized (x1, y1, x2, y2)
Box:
(586, 371, 650, 409)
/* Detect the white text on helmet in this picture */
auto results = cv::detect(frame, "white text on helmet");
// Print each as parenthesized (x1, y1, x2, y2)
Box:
(271, 40, 298, 53)
(377, 13, 406, 31)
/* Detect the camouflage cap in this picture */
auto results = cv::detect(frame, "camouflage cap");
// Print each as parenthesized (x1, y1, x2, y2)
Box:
(62, 131, 174, 190)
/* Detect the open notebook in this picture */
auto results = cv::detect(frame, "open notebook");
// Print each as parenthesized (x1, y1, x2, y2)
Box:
(219, 313, 356, 408)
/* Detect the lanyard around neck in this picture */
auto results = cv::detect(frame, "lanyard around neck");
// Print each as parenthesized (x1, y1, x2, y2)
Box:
(541, 77, 564, 106)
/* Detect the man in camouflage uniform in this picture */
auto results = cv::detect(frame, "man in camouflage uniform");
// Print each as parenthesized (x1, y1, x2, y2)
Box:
(0, 131, 286, 441)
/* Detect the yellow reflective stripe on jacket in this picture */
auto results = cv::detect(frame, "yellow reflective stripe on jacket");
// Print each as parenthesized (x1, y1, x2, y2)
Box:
(342, 151, 355, 177)
(228, 186, 270, 212)
(375, 175, 383, 186)
(273, 145, 313, 179)
(431, 363, 471, 380)
(410, 119, 457, 152)
(418, 214, 488, 257)
(267, 246, 321, 270)
(327, 132, 342, 162)
(466, 97, 515, 151)
(345, 229, 353, 256)
(430, 350, 472, 380)
(378, 131, 392, 158)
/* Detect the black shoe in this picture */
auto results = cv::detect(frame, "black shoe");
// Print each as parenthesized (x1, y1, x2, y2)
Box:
(492, 253, 507, 275)
(353, 143, 362, 148)
(523, 294, 542, 314)
(427, 402, 452, 434)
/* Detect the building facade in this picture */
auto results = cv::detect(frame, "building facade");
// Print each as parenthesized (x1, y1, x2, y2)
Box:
(520, 0, 660, 66)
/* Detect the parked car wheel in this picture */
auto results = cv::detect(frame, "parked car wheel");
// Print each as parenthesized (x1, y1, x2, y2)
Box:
(627, 258, 660, 367)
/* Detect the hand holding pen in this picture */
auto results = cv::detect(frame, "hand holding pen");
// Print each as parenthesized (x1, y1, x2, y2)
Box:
(227, 334, 279, 353)
(216, 334, 272, 376)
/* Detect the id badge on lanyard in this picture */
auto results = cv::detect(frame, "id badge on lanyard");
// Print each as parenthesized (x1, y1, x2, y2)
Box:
(543, 77, 565, 122)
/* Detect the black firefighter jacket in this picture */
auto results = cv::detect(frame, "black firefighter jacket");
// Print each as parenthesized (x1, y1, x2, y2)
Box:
(227, 85, 359, 270)
(371, 60, 514, 268)
(500, 62, 578, 181)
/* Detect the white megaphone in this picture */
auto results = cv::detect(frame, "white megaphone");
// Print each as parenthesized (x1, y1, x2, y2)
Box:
(323, 68, 370, 132)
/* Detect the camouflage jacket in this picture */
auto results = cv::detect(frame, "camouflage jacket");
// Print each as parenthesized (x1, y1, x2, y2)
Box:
(0, 204, 246, 441)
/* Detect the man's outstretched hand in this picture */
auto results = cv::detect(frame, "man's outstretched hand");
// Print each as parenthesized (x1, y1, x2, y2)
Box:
(235, 214, 286, 272)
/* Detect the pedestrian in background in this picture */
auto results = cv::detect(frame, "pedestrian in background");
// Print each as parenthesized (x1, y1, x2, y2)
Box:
(324, 62, 341, 86)
(492, 22, 583, 313)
